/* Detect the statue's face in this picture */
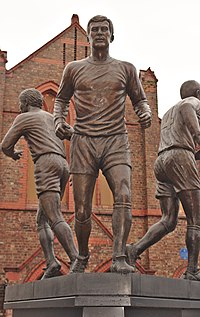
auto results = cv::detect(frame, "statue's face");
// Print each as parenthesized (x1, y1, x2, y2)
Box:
(88, 20, 111, 49)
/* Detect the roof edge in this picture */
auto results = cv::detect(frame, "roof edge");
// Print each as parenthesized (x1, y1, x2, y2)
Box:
(6, 14, 87, 74)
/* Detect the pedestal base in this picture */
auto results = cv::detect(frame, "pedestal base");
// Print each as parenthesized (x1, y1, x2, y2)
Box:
(4, 273, 200, 317)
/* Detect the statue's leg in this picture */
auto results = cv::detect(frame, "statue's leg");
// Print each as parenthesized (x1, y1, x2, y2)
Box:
(36, 201, 61, 279)
(104, 165, 135, 273)
(110, 202, 135, 273)
(70, 174, 96, 273)
(126, 196, 179, 266)
(178, 189, 200, 280)
(39, 191, 78, 266)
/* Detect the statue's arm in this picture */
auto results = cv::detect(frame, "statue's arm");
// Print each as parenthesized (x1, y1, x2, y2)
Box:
(53, 65, 74, 140)
(1, 117, 23, 160)
(180, 103, 200, 145)
(134, 100, 152, 129)
(127, 64, 152, 129)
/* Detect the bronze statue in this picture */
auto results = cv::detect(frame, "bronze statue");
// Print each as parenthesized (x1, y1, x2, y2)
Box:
(127, 80, 200, 281)
(1, 88, 78, 279)
(54, 15, 152, 274)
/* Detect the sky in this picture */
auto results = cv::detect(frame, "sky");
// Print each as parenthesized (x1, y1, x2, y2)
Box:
(1, 0, 200, 118)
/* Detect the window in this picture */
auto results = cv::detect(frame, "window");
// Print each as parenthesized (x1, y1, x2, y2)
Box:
(43, 90, 56, 113)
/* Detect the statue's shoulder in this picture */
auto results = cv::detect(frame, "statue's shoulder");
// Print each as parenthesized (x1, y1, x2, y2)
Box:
(67, 57, 89, 67)
(180, 97, 200, 110)
(63, 57, 89, 74)
(114, 59, 137, 74)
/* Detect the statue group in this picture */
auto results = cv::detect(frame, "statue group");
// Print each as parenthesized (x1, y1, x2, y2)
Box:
(1, 15, 200, 281)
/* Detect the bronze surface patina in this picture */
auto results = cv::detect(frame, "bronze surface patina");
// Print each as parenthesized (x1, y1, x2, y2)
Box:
(53, 15, 152, 273)
(1, 88, 78, 279)
(127, 80, 200, 281)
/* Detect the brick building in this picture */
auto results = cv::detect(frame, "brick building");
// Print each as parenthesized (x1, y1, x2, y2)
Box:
(0, 13, 189, 315)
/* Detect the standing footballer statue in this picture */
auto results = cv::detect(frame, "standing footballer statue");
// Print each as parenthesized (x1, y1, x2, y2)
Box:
(53, 15, 152, 273)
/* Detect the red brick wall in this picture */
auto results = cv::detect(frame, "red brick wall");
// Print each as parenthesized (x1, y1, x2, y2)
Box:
(140, 216, 188, 278)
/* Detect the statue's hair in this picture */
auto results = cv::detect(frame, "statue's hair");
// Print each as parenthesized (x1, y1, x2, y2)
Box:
(87, 15, 114, 42)
(19, 88, 43, 108)
(180, 80, 200, 99)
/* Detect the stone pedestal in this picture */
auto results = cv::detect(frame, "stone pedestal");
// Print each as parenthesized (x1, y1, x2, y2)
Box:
(4, 273, 200, 316)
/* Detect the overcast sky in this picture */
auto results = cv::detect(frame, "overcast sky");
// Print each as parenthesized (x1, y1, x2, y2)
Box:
(1, 0, 200, 118)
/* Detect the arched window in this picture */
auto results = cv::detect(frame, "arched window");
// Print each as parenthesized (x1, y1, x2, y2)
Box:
(43, 90, 56, 113)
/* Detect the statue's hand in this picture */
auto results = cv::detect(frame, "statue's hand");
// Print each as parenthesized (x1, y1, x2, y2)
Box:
(63, 124, 75, 140)
(138, 112, 152, 129)
(55, 122, 67, 140)
(55, 122, 74, 140)
(12, 150, 23, 161)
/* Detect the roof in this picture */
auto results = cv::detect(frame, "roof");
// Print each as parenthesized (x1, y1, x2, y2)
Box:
(6, 14, 87, 74)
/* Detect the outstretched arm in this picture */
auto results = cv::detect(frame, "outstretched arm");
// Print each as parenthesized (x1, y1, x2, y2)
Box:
(1, 146, 23, 160)
(1, 116, 23, 160)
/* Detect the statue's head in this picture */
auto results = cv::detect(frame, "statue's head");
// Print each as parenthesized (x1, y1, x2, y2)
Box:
(19, 88, 43, 113)
(180, 80, 200, 100)
(87, 15, 114, 43)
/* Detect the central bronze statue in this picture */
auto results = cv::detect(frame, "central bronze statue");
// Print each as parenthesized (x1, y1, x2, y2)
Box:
(54, 15, 152, 273)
